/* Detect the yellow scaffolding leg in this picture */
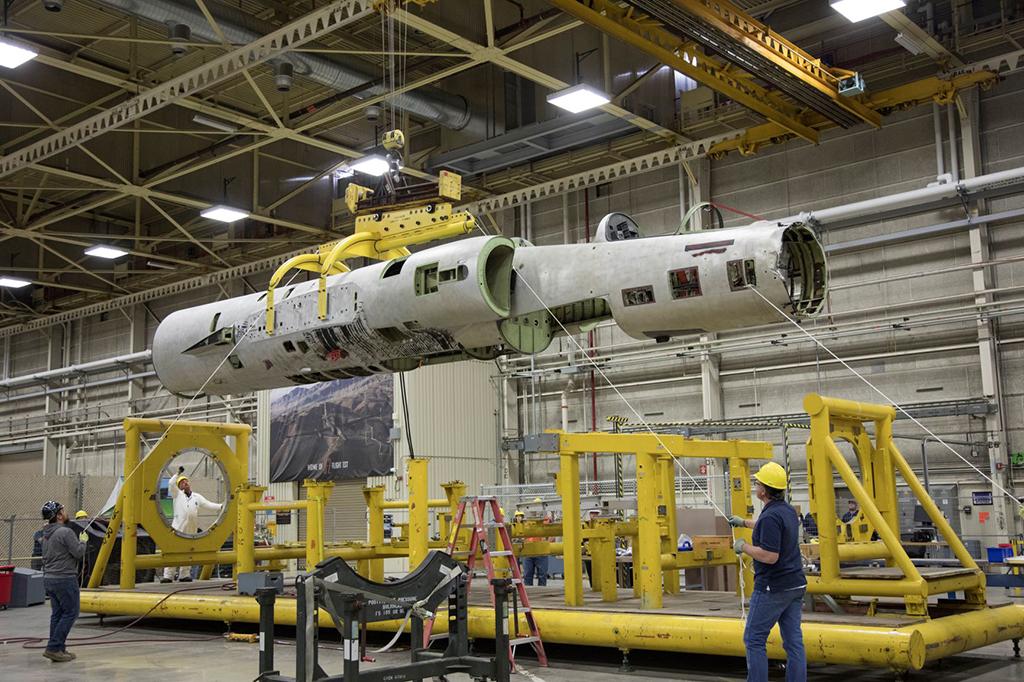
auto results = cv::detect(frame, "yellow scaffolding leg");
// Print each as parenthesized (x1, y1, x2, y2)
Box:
(406, 458, 429, 569)
(559, 453, 584, 606)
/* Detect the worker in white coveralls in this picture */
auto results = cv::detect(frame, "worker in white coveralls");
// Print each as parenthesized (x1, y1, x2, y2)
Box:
(161, 468, 223, 583)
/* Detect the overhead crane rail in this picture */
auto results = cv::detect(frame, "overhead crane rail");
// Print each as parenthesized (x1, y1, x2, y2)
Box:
(624, 0, 879, 128)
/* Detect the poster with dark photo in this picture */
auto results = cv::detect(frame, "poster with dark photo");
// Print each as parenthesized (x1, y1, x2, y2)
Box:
(269, 374, 394, 482)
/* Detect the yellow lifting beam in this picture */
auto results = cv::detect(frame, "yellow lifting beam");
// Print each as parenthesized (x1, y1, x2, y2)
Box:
(264, 189, 476, 334)
(546, 0, 820, 144)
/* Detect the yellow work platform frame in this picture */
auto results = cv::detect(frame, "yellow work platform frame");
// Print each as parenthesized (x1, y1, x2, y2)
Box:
(804, 394, 987, 615)
(527, 431, 771, 609)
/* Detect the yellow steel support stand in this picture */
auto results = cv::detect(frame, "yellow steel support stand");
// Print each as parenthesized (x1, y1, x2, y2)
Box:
(544, 431, 770, 609)
(636, 451, 663, 609)
(441, 480, 467, 550)
(559, 453, 584, 606)
(120, 427, 140, 589)
(87, 500, 121, 588)
(804, 394, 987, 615)
(406, 458, 429, 569)
(728, 457, 754, 597)
(362, 485, 385, 581)
(93, 419, 251, 590)
(591, 521, 619, 602)
(304, 480, 334, 568)
(658, 455, 680, 594)
(235, 485, 265, 576)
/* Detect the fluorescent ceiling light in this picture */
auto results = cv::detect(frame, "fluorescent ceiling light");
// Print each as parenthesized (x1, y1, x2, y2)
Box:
(201, 205, 249, 223)
(0, 276, 31, 288)
(84, 245, 128, 259)
(348, 155, 390, 177)
(830, 0, 905, 23)
(192, 113, 238, 133)
(546, 83, 611, 114)
(0, 37, 38, 69)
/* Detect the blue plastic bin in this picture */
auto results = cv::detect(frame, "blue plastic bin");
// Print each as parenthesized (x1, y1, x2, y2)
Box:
(987, 546, 1014, 563)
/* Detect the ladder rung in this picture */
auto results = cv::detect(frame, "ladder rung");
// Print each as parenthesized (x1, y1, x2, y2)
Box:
(429, 633, 449, 641)
(489, 550, 514, 557)
(483, 522, 505, 528)
(510, 636, 540, 646)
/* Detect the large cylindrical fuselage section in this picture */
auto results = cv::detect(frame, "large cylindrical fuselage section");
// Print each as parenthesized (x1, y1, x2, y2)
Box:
(153, 223, 827, 395)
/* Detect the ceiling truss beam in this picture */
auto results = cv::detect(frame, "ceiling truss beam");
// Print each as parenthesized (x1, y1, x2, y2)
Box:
(0, 0, 376, 178)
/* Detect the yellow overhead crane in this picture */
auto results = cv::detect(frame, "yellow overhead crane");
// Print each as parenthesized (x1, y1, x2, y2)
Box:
(548, 0, 1001, 159)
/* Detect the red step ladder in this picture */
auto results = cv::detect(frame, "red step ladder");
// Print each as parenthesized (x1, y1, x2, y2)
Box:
(426, 496, 547, 669)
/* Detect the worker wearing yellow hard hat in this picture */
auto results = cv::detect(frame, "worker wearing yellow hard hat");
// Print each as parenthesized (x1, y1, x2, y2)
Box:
(728, 461, 806, 682)
(74, 510, 88, 520)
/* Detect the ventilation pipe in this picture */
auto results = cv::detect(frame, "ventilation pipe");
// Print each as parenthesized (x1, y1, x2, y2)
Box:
(94, 0, 476, 134)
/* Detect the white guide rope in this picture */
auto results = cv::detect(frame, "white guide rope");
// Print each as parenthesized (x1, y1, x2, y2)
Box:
(747, 284, 1024, 515)
(511, 272, 749, 619)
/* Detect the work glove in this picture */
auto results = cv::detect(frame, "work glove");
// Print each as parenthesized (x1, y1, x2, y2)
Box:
(178, 466, 185, 474)
(733, 538, 746, 555)
(728, 515, 746, 528)
(78, 532, 88, 543)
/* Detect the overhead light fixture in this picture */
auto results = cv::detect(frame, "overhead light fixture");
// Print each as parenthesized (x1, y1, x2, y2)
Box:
(546, 83, 611, 114)
(0, 37, 38, 69)
(830, 0, 905, 23)
(201, 204, 249, 223)
(894, 32, 924, 55)
(146, 260, 177, 271)
(0, 276, 31, 288)
(84, 245, 128, 259)
(192, 113, 238, 133)
(348, 154, 390, 177)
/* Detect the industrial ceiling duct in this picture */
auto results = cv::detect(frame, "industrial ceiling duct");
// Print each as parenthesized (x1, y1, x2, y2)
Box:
(92, 0, 476, 134)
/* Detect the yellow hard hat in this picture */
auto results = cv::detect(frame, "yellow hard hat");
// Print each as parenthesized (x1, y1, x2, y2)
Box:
(753, 462, 787, 490)
(533, 497, 542, 503)
(176, 476, 190, 487)
(74, 510, 88, 519)
(513, 509, 525, 517)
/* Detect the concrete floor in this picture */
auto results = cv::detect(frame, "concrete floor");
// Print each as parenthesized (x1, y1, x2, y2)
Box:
(2, 600, 1023, 681)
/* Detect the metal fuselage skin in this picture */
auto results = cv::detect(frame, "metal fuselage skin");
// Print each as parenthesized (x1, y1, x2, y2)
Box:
(152, 222, 827, 395)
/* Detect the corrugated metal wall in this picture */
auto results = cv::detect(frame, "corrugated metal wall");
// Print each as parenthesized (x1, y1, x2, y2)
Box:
(373, 360, 500, 497)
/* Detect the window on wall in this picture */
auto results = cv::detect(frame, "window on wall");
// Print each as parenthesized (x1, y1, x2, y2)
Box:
(668, 267, 702, 299)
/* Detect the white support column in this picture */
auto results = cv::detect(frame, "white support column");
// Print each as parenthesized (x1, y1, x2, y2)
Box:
(42, 325, 66, 476)
(126, 305, 146, 414)
(700, 333, 724, 505)
(959, 87, 1014, 534)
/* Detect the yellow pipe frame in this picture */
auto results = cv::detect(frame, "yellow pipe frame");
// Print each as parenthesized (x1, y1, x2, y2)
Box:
(803, 394, 987, 614)
(362, 486, 385, 581)
(544, 431, 770, 609)
(76, 589, 1024, 672)
(406, 458, 430, 569)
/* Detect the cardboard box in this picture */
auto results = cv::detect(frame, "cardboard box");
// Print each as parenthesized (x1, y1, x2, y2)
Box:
(692, 535, 731, 552)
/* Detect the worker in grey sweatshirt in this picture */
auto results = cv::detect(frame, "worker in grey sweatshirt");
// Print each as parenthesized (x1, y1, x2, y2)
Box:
(39, 500, 86, 663)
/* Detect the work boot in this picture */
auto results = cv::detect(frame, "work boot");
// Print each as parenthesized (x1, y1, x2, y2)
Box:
(43, 650, 74, 662)
(179, 576, 192, 583)
(63, 650, 76, 660)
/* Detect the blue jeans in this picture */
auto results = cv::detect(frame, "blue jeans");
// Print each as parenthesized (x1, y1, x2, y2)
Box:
(743, 587, 806, 682)
(44, 576, 80, 652)
(522, 556, 549, 586)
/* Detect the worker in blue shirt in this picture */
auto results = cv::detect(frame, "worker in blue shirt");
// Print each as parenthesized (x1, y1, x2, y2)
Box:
(730, 462, 806, 682)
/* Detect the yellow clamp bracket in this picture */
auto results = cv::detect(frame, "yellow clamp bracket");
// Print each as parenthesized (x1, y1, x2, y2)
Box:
(265, 253, 348, 335)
